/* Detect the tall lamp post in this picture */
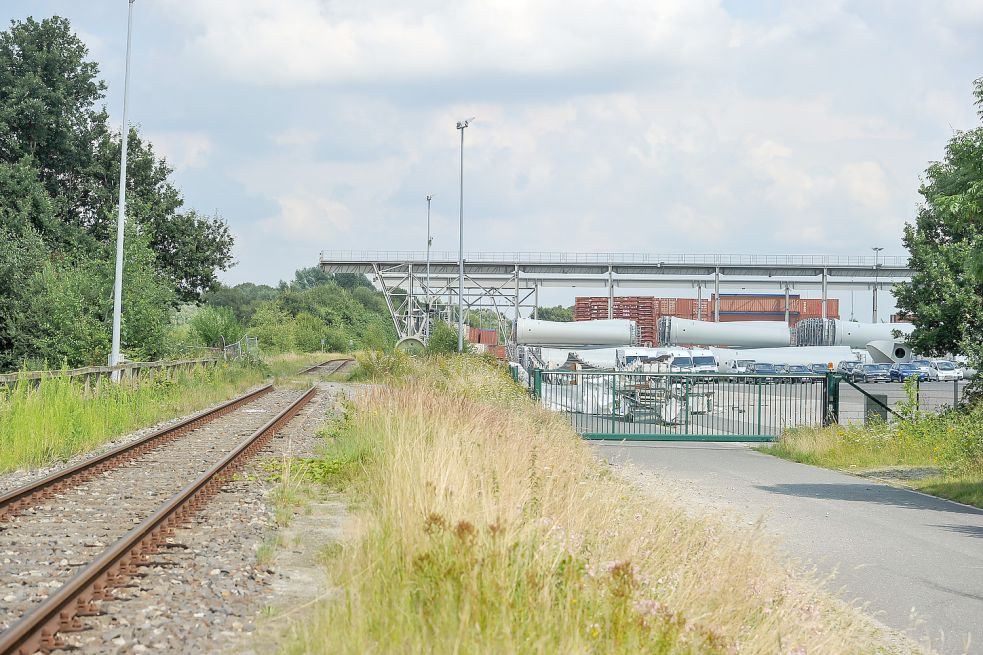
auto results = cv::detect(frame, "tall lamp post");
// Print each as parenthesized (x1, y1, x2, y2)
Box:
(871, 246, 883, 323)
(456, 117, 474, 353)
(110, 0, 137, 378)
(425, 194, 433, 340)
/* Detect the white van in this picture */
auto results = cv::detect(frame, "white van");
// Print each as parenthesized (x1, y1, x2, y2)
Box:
(689, 348, 719, 373)
(930, 359, 963, 381)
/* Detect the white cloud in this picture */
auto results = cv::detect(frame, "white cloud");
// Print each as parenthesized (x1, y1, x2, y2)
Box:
(158, 0, 732, 85)
(260, 195, 353, 240)
(147, 132, 213, 170)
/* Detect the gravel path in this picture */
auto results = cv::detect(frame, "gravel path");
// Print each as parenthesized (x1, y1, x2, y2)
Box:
(0, 388, 303, 633)
(50, 382, 356, 654)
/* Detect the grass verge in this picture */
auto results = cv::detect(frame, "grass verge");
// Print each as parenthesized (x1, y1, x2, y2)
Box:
(0, 360, 270, 474)
(285, 356, 901, 654)
(762, 401, 983, 508)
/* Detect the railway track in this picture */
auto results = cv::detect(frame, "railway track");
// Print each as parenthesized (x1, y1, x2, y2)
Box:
(0, 386, 316, 654)
(297, 358, 354, 376)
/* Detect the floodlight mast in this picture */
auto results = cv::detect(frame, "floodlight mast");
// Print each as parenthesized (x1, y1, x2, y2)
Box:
(456, 117, 475, 353)
(871, 246, 883, 322)
(426, 194, 432, 340)
(110, 0, 137, 380)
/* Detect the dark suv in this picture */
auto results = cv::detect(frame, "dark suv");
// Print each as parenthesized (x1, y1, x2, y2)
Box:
(854, 363, 891, 383)
(836, 361, 861, 377)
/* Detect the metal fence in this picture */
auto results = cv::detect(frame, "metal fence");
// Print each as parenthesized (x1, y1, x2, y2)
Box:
(837, 378, 970, 424)
(532, 371, 828, 441)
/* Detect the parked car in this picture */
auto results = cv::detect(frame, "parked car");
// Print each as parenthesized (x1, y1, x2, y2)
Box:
(855, 363, 891, 383)
(751, 362, 778, 382)
(909, 359, 940, 381)
(889, 362, 930, 382)
(774, 364, 789, 374)
(808, 363, 831, 375)
(783, 364, 816, 382)
(929, 360, 962, 381)
(836, 361, 862, 377)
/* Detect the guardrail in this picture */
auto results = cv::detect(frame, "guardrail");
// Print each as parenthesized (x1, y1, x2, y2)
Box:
(0, 358, 220, 388)
(320, 250, 910, 268)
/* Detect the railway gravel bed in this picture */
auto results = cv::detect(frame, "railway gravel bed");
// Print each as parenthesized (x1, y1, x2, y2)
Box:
(0, 388, 304, 634)
(49, 382, 356, 655)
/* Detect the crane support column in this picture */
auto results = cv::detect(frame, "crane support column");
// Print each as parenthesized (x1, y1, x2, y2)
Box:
(821, 268, 828, 320)
(713, 267, 720, 322)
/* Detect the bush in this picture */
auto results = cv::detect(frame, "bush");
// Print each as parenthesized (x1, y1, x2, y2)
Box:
(426, 321, 471, 355)
(189, 306, 244, 348)
(293, 312, 327, 352)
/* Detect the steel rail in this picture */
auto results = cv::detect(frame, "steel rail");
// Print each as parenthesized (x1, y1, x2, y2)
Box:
(0, 384, 274, 522)
(0, 385, 317, 655)
(297, 358, 353, 376)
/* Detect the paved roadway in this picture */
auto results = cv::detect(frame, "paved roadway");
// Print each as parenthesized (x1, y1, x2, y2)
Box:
(596, 442, 983, 654)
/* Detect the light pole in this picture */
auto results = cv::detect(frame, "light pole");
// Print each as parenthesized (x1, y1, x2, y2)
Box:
(425, 194, 432, 341)
(456, 117, 474, 353)
(110, 0, 136, 377)
(871, 246, 883, 323)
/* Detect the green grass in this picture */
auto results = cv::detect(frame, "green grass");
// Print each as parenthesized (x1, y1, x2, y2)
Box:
(0, 360, 269, 473)
(913, 476, 983, 507)
(762, 403, 983, 508)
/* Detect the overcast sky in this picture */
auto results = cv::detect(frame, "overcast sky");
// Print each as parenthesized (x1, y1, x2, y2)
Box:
(4, 1, 982, 315)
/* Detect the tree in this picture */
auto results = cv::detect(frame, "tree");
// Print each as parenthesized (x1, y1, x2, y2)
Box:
(0, 17, 234, 302)
(88, 128, 234, 301)
(895, 78, 983, 369)
(537, 305, 574, 322)
(291, 266, 334, 290)
(189, 306, 244, 348)
(203, 282, 278, 323)
(0, 16, 109, 239)
(23, 229, 175, 367)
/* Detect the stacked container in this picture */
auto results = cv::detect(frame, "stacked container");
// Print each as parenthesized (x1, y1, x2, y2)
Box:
(574, 296, 711, 346)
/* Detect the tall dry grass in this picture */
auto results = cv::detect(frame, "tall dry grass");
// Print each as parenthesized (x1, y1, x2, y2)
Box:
(287, 357, 899, 654)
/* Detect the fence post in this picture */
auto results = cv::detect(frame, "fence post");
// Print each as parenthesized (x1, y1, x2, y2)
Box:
(533, 369, 542, 399)
(824, 372, 839, 426)
(954, 379, 959, 408)
(756, 379, 762, 435)
(684, 376, 690, 435)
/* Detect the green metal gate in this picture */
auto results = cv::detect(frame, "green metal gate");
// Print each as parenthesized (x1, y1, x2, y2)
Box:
(533, 370, 832, 441)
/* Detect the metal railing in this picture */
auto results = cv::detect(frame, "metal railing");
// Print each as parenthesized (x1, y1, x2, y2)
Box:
(321, 250, 910, 268)
(0, 358, 219, 388)
(532, 370, 828, 441)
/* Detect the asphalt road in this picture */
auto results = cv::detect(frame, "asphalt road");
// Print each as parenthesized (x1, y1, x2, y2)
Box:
(596, 442, 983, 654)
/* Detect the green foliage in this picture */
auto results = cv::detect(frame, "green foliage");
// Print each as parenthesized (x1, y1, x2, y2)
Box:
(203, 282, 278, 324)
(895, 78, 983, 373)
(189, 306, 244, 348)
(250, 302, 296, 353)
(427, 321, 472, 355)
(537, 305, 574, 322)
(293, 312, 327, 352)
(23, 228, 174, 367)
